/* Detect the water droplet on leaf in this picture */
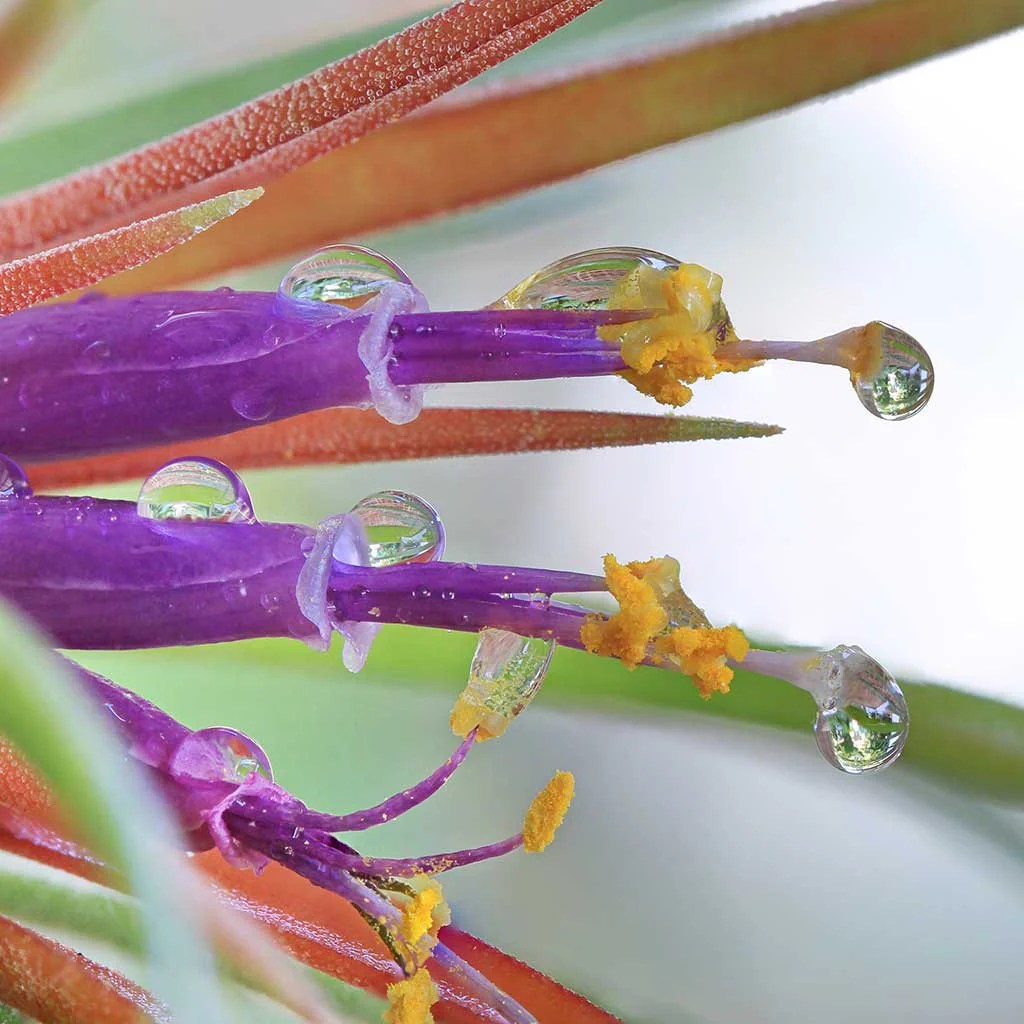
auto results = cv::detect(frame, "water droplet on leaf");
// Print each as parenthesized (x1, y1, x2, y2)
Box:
(349, 490, 444, 566)
(807, 645, 909, 773)
(137, 457, 255, 523)
(278, 244, 411, 308)
(853, 322, 933, 420)
(493, 247, 679, 311)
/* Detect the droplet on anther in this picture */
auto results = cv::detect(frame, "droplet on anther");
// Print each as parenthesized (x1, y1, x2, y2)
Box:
(493, 247, 680, 311)
(452, 628, 555, 740)
(137, 457, 255, 523)
(278, 244, 411, 309)
(0, 455, 32, 499)
(803, 645, 909, 773)
(349, 490, 444, 566)
(852, 321, 934, 421)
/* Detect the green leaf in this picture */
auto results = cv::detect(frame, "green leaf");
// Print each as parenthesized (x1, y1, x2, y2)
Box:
(0, 600, 231, 1021)
(98, 631, 1024, 802)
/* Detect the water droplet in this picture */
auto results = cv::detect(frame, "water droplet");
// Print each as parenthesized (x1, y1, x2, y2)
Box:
(453, 628, 555, 739)
(0, 455, 32, 499)
(170, 727, 273, 784)
(349, 490, 444, 566)
(806, 645, 909, 774)
(229, 385, 276, 422)
(80, 339, 112, 365)
(278, 244, 411, 309)
(853, 322, 934, 421)
(137, 457, 255, 523)
(493, 247, 679, 311)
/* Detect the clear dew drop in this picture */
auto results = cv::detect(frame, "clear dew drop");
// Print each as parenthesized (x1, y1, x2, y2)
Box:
(805, 645, 909, 774)
(278, 244, 411, 308)
(456, 628, 555, 739)
(137, 457, 255, 523)
(853, 322, 934, 420)
(349, 490, 444, 566)
(492, 246, 680, 311)
(170, 727, 273, 784)
(0, 455, 32, 499)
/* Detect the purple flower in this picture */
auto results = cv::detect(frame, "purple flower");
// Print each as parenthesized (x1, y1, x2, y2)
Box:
(0, 453, 910, 774)
(0, 245, 932, 463)
(54, 654, 573, 1024)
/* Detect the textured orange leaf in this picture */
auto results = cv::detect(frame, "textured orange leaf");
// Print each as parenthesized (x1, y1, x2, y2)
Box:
(0, 913, 161, 1023)
(0, 0, 601, 260)
(96, 0, 1024, 291)
(0, 188, 262, 314)
(26, 407, 780, 491)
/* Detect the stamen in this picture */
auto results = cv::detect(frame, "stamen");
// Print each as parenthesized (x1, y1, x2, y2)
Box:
(522, 772, 574, 854)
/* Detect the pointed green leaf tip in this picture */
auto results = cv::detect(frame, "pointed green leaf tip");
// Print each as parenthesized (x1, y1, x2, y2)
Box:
(665, 417, 784, 442)
(177, 186, 263, 231)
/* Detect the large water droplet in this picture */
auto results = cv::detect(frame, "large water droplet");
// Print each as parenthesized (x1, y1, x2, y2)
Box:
(454, 628, 555, 739)
(169, 727, 273, 784)
(0, 455, 32, 499)
(853, 322, 934, 420)
(278, 244, 411, 309)
(137, 457, 255, 523)
(808, 645, 909, 774)
(493, 247, 679, 311)
(349, 490, 444, 566)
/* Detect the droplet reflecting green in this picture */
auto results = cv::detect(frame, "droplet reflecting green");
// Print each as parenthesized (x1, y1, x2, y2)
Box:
(278, 244, 410, 308)
(853, 322, 933, 420)
(809, 645, 909, 773)
(137, 457, 255, 523)
(493, 247, 679, 311)
(349, 490, 444, 566)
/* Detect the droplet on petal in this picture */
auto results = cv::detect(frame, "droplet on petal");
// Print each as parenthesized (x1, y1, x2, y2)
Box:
(803, 645, 909, 774)
(852, 321, 934, 420)
(493, 246, 680, 311)
(278, 243, 412, 309)
(137, 457, 255, 523)
(169, 727, 274, 784)
(0, 455, 32, 499)
(350, 490, 444, 566)
(451, 628, 555, 740)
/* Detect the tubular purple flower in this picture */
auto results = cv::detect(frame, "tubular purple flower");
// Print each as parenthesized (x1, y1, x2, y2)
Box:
(0, 244, 933, 463)
(0, 454, 911, 776)
(54, 654, 571, 1024)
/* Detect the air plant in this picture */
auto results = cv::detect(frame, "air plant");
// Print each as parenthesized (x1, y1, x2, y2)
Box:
(0, 1, 1022, 1023)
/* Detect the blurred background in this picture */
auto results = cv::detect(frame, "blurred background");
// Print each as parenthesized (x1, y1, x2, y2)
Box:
(2, 1, 1023, 1021)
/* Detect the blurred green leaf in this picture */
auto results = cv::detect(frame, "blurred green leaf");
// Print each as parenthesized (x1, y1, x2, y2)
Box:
(0, 600, 230, 1022)
(112, 631, 1024, 802)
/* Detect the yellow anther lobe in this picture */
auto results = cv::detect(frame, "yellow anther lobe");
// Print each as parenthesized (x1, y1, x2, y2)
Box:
(523, 771, 574, 853)
(384, 968, 439, 1024)
(599, 263, 760, 406)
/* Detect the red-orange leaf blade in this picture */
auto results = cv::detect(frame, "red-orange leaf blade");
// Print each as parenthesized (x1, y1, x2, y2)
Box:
(0, 913, 161, 1024)
(0, 188, 262, 314)
(0, 0, 601, 260)
(25, 407, 780, 491)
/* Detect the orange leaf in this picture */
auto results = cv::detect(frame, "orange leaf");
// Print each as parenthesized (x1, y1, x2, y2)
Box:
(0, 188, 262, 314)
(95, 0, 1024, 291)
(0, 0, 601, 260)
(26, 407, 780, 491)
(0, 913, 161, 1023)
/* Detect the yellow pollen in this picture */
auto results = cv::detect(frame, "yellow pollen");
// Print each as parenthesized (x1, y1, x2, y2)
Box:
(655, 625, 749, 698)
(597, 263, 760, 407)
(580, 555, 670, 668)
(449, 697, 497, 741)
(523, 770, 574, 853)
(384, 968, 439, 1024)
